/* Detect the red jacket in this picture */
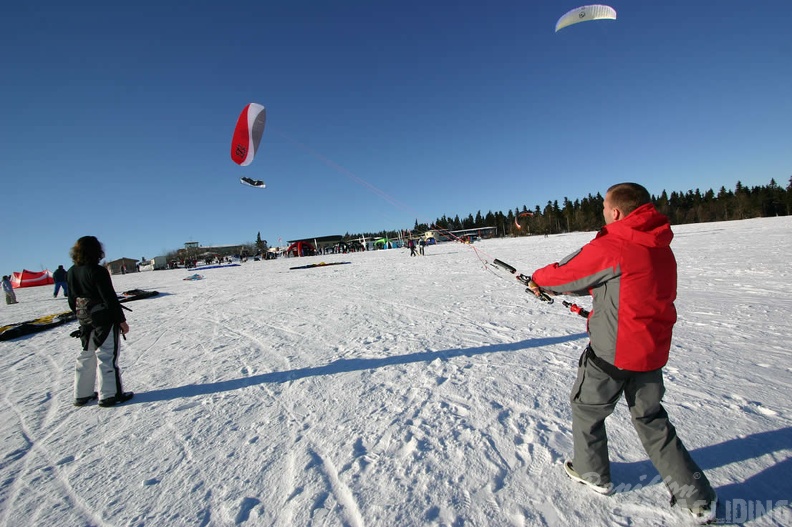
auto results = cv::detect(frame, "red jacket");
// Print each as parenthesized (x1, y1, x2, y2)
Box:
(532, 203, 677, 371)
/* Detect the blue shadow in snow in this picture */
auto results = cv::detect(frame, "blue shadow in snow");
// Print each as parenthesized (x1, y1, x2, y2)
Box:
(611, 427, 792, 523)
(132, 333, 587, 405)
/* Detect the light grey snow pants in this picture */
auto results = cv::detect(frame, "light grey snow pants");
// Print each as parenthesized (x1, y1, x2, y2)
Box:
(74, 325, 124, 401)
(570, 348, 716, 507)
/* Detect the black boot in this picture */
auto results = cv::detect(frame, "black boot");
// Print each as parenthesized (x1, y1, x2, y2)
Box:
(73, 392, 98, 407)
(98, 392, 134, 407)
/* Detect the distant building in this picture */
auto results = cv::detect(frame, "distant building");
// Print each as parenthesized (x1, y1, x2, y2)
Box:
(106, 258, 139, 275)
(177, 242, 252, 263)
(139, 256, 168, 271)
(435, 227, 497, 242)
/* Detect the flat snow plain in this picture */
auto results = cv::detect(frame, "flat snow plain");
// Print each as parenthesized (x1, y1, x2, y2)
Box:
(1, 216, 791, 526)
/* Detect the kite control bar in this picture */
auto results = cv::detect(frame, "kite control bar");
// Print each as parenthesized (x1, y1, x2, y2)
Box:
(491, 259, 554, 304)
(491, 259, 591, 319)
(562, 300, 589, 318)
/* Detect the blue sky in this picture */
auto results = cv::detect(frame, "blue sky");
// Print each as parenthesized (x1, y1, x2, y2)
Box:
(2, 0, 790, 274)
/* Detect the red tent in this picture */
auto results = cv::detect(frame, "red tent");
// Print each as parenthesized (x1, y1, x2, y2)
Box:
(285, 241, 315, 257)
(11, 269, 54, 288)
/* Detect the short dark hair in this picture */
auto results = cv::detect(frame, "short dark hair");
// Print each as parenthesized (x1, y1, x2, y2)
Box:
(606, 182, 651, 216)
(70, 236, 105, 266)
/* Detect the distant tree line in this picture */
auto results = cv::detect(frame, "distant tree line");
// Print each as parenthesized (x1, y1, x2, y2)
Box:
(345, 178, 791, 241)
(158, 178, 790, 259)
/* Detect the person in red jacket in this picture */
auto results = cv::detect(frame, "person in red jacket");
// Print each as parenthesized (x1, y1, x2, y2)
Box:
(529, 183, 716, 522)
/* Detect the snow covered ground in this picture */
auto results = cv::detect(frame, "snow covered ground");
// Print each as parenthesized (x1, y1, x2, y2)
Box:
(1, 216, 791, 527)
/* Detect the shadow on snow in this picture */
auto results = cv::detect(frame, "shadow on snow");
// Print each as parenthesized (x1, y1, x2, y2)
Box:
(130, 330, 789, 522)
(611, 427, 792, 523)
(133, 333, 587, 404)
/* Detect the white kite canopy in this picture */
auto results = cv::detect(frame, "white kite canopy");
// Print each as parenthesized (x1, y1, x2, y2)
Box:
(555, 5, 617, 32)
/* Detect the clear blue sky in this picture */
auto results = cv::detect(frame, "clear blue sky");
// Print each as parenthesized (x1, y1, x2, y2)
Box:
(2, 0, 790, 274)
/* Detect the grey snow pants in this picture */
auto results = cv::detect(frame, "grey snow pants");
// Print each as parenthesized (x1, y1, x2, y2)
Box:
(570, 347, 716, 507)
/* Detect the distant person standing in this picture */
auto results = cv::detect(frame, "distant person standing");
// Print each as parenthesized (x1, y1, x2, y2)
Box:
(2, 275, 18, 304)
(52, 265, 68, 298)
(67, 236, 133, 408)
(419, 239, 426, 256)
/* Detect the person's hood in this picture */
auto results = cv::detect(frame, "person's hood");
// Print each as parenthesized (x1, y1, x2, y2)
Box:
(602, 203, 673, 248)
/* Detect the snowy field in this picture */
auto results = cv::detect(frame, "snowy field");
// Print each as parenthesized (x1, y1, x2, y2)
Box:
(1, 216, 791, 527)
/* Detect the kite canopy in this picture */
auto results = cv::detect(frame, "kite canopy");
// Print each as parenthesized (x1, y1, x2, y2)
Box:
(514, 211, 534, 230)
(11, 269, 54, 288)
(231, 103, 266, 166)
(555, 5, 617, 32)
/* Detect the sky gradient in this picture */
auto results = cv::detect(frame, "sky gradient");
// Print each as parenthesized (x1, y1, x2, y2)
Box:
(2, 0, 790, 273)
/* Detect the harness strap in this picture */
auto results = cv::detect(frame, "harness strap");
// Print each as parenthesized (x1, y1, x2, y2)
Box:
(585, 345, 640, 381)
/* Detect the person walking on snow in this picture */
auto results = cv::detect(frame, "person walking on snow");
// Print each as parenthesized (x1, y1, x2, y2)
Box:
(527, 182, 717, 523)
(2, 275, 18, 304)
(67, 236, 133, 408)
(53, 264, 68, 298)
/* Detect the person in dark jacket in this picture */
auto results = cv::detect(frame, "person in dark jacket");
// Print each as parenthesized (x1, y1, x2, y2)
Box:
(67, 236, 133, 408)
(52, 264, 68, 298)
(528, 183, 716, 523)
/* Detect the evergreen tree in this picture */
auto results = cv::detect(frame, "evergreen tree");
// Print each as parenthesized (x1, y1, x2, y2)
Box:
(255, 232, 266, 255)
(786, 176, 792, 214)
